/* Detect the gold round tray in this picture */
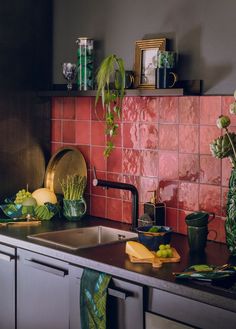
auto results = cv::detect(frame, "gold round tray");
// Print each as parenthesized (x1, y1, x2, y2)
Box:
(44, 146, 87, 194)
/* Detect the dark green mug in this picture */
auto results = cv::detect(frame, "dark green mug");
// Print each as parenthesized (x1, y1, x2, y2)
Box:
(185, 211, 215, 227)
(187, 225, 217, 253)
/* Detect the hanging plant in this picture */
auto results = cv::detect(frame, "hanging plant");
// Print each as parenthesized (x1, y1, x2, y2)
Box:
(210, 92, 236, 255)
(95, 54, 125, 157)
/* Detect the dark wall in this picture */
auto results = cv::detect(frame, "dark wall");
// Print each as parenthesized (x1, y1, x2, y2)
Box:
(53, 0, 236, 94)
(0, 1, 52, 200)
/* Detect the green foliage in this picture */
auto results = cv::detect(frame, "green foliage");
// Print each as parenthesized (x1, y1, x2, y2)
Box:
(226, 170, 236, 255)
(95, 54, 125, 157)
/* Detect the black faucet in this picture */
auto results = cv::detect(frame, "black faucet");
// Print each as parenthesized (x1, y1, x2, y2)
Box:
(92, 168, 139, 231)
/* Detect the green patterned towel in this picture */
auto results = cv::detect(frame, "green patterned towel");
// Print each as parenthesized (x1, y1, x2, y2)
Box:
(80, 268, 111, 329)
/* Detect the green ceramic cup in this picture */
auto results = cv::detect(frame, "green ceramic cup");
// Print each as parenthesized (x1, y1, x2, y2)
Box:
(63, 198, 87, 221)
(187, 225, 209, 252)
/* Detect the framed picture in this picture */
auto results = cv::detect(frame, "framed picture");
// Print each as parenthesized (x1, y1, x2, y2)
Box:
(134, 38, 166, 89)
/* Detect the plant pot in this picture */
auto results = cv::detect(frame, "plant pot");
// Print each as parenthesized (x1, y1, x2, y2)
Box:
(226, 168, 236, 255)
(63, 198, 87, 221)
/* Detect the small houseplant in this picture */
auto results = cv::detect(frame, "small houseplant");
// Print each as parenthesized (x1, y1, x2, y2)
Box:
(210, 91, 236, 255)
(60, 175, 87, 221)
(95, 54, 125, 157)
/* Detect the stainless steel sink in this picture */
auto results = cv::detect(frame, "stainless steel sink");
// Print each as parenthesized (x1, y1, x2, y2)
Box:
(27, 226, 137, 250)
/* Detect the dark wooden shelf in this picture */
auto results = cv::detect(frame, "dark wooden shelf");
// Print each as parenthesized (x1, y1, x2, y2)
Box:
(37, 88, 185, 98)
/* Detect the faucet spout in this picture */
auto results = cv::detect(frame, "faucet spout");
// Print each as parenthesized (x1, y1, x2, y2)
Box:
(92, 169, 139, 231)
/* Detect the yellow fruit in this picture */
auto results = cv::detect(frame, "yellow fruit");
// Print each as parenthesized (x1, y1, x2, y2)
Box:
(32, 188, 57, 206)
(22, 197, 37, 207)
(159, 244, 166, 250)
(156, 250, 162, 257)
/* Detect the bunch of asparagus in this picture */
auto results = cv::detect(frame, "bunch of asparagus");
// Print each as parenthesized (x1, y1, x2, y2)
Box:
(60, 175, 87, 200)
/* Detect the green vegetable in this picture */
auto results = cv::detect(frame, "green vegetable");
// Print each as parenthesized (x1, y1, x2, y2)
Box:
(60, 175, 87, 200)
(216, 115, 231, 129)
(148, 226, 159, 232)
(189, 264, 213, 272)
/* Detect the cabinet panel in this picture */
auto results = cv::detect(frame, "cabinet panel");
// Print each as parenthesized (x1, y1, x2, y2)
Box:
(0, 244, 16, 329)
(17, 249, 69, 329)
(107, 277, 144, 329)
(146, 312, 194, 329)
(149, 288, 236, 329)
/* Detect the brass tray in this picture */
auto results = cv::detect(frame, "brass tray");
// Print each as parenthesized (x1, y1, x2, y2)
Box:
(44, 146, 87, 194)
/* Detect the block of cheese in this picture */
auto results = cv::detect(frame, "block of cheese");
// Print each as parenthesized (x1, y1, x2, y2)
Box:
(125, 241, 154, 260)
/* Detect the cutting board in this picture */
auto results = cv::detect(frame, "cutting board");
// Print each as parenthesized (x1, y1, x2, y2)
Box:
(0, 220, 41, 226)
(128, 248, 180, 268)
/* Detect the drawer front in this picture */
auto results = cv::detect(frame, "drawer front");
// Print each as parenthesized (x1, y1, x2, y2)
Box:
(149, 288, 236, 329)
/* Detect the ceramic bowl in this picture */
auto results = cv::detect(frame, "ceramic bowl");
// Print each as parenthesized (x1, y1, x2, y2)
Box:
(136, 225, 172, 251)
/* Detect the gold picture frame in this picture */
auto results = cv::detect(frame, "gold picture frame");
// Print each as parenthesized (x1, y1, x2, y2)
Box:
(134, 38, 166, 89)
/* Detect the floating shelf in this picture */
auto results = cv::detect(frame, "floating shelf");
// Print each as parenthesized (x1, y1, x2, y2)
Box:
(37, 80, 202, 98)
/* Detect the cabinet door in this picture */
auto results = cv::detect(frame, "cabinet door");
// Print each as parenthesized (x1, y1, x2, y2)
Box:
(17, 249, 69, 329)
(69, 266, 144, 329)
(107, 277, 144, 329)
(0, 244, 16, 329)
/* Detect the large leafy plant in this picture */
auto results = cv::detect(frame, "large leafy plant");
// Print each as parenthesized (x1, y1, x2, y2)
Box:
(210, 91, 236, 254)
(95, 54, 125, 157)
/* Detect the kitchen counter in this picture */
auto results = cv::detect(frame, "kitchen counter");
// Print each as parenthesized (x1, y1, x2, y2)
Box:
(0, 215, 236, 314)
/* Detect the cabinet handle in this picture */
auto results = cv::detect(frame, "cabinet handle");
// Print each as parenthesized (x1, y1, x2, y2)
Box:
(108, 287, 131, 300)
(24, 259, 68, 277)
(0, 252, 15, 262)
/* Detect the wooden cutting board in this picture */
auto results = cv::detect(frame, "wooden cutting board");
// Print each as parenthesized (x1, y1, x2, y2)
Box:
(0, 220, 41, 226)
(128, 248, 180, 268)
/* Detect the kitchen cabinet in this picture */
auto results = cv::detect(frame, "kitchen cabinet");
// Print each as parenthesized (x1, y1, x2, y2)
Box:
(69, 265, 144, 329)
(17, 249, 70, 329)
(148, 288, 236, 329)
(0, 243, 16, 329)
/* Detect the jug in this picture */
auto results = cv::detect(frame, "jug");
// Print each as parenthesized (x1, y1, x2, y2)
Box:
(185, 211, 216, 252)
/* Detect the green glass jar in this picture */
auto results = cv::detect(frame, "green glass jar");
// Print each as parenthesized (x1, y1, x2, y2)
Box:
(63, 197, 87, 221)
(76, 37, 94, 90)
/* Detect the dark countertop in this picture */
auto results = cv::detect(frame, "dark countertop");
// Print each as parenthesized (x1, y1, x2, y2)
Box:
(0, 215, 236, 313)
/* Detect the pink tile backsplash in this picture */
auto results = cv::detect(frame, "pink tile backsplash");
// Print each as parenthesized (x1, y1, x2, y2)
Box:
(51, 95, 232, 242)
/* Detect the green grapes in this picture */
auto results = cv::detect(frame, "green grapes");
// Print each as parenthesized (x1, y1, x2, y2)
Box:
(156, 244, 173, 258)
(14, 189, 32, 204)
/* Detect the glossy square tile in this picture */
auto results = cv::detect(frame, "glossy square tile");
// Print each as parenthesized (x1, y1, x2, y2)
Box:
(159, 151, 178, 180)
(52, 98, 63, 119)
(159, 97, 178, 123)
(51, 120, 61, 142)
(75, 121, 90, 145)
(179, 125, 199, 153)
(107, 198, 123, 221)
(75, 97, 91, 120)
(107, 147, 122, 173)
(178, 210, 188, 235)
(200, 155, 221, 185)
(159, 124, 178, 151)
(76, 145, 91, 169)
(122, 201, 132, 224)
(179, 182, 199, 211)
(200, 125, 221, 154)
(179, 96, 200, 124)
(122, 97, 141, 122)
(90, 146, 106, 171)
(179, 154, 199, 182)
(51, 142, 62, 154)
(140, 150, 158, 177)
(139, 97, 159, 122)
(159, 180, 178, 208)
(63, 97, 75, 119)
(199, 184, 221, 215)
(139, 176, 159, 203)
(208, 217, 226, 243)
(122, 149, 140, 175)
(62, 121, 75, 143)
(90, 195, 106, 218)
(139, 123, 158, 149)
(222, 187, 228, 217)
(91, 121, 106, 146)
(123, 123, 139, 149)
(200, 96, 221, 125)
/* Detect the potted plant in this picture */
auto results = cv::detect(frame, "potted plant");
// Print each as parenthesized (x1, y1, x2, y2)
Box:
(210, 92, 236, 255)
(60, 174, 87, 221)
(95, 54, 125, 157)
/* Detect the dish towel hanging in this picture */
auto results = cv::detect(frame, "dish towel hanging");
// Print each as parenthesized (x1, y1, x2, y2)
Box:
(80, 268, 111, 329)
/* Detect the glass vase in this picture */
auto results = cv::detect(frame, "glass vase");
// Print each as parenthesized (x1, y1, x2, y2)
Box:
(63, 197, 87, 221)
(225, 168, 236, 255)
(76, 37, 94, 90)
